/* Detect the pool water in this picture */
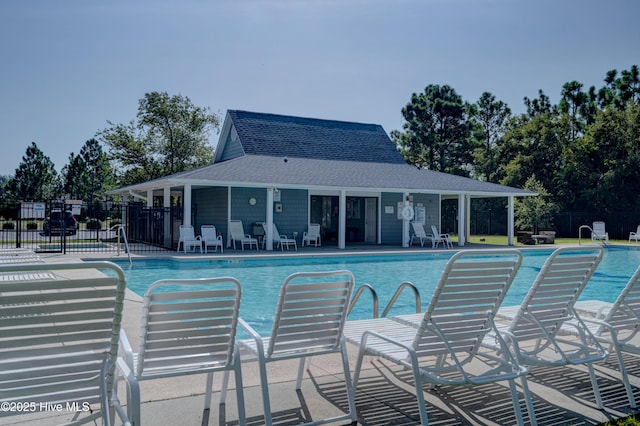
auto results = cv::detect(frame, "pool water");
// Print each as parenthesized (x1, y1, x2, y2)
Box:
(109, 246, 640, 335)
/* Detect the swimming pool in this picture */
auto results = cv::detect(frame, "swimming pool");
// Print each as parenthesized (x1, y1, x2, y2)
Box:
(109, 246, 640, 335)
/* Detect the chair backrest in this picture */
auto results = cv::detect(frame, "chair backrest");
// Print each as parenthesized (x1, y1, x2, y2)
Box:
(601, 265, 640, 336)
(201, 225, 218, 240)
(593, 221, 606, 235)
(307, 223, 320, 237)
(137, 277, 242, 378)
(262, 223, 283, 242)
(508, 246, 604, 341)
(0, 261, 126, 424)
(179, 224, 196, 240)
(267, 270, 355, 359)
(229, 220, 245, 239)
(412, 250, 522, 358)
(430, 225, 442, 237)
(411, 222, 427, 237)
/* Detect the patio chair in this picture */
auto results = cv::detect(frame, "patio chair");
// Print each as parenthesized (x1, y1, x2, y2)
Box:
(629, 225, 640, 244)
(431, 224, 453, 248)
(592, 221, 609, 243)
(116, 277, 246, 426)
(301, 223, 321, 247)
(201, 224, 223, 253)
(410, 222, 430, 247)
(0, 248, 44, 264)
(342, 249, 535, 426)
(177, 224, 202, 253)
(0, 261, 131, 426)
(262, 222, 297, 251)
(228, 220, 258, 250)
(561, 264, 640, 408)
(229, 270, 356, 426)
(486, 246, 609, 408)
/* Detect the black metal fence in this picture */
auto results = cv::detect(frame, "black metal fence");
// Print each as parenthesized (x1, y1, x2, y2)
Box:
(0, 201, 178, 254)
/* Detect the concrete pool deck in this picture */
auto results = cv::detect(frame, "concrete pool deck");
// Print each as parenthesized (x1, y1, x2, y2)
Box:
(5, 245, 640, 425)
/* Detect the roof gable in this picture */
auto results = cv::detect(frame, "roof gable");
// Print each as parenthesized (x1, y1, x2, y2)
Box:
(219, 110, 406, 164)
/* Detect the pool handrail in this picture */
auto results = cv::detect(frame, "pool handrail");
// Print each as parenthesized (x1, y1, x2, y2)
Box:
(110, 224, 132, 266)
(348, 283, 379, 318)
(579, 224, 609, 246)
(381, 281, 421, 318)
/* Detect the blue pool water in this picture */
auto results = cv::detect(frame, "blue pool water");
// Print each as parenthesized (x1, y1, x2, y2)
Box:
(109, 246, 640, 335)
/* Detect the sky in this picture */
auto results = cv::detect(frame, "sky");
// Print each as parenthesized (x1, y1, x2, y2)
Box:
(1, 0, 639, 176)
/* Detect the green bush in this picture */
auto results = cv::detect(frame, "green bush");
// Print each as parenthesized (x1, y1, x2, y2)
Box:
(2, 222, 15, 230)
(26, 222, 38, 230)
(86, 219, 102, 230)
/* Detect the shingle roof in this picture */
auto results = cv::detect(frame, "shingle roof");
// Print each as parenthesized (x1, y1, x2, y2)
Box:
(227, 110, 406, 164)
(164, 155, 531, 196)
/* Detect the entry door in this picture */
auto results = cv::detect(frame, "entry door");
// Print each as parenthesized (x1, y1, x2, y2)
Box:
(364, 198, 377, 243)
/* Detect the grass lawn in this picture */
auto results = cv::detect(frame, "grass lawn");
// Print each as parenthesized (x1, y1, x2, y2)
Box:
(459, 234, 630, 246)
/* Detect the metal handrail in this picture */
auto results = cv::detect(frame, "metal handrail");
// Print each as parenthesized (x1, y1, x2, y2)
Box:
(579, 224, 608, 246)
(110, 224, 132, 266)
(381, 281, 421, 318)
(348, 283, 379, 318)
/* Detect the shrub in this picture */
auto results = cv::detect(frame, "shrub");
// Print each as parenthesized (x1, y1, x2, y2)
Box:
(2, 222, 15, 230)
(86, 219, 102, 230)
(26, 222, 38, 230)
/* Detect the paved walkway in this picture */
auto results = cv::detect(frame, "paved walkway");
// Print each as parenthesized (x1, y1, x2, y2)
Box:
(4, 246, 640, 425)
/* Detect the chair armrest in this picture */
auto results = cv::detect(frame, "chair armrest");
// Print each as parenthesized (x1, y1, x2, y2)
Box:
(119, 329, 135, 369)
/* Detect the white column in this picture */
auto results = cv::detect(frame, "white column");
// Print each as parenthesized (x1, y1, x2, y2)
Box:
(266, 188, 274, 251)
(163, 187, 171, 248)
(183, 184, 192, 226)
(457, 194, 466, 246)
(507, 195, 515, 246)
(339, 190, 346, 249)
(402, 193, 411, 248)
(146, 190, 153, 207)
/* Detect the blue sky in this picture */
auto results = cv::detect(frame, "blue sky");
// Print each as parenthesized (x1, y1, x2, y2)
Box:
(1, 0, 639, 176)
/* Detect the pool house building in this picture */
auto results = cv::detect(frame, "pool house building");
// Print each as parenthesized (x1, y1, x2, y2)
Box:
(109, 110, 533, 250)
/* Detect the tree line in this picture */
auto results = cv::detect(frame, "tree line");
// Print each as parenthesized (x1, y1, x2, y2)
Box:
(1, 66, 639, 222)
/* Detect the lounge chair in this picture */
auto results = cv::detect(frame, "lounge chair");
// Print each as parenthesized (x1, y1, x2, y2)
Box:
(116, 277, 246, 426)
(201, 224, 223, 253)
(561, 264, 640, 408)
(629, 225, 640, 244)
(176, 224, 202, 253)
(431, 224, 453, 248)
(592, 221, 609, 243)
(486, 246, 609, 408)
(0, 261, 131, 426)
(301, 223, 321, 247)
(262, 222, 297, 251)
(343, 250, 535, 426)
(0, 248, 44, 264)
(230, 270, 356, 426)
(409, 222, 430, 247)
(228, 220, 258, 250)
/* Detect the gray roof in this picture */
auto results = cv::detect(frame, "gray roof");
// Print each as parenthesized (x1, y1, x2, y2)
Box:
(110, 110, 532, 197)
(226, 110, 406, 164)
(148, 155, 531, 196)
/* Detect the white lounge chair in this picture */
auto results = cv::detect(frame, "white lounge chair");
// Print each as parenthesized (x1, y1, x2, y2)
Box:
(231, 270, 356, 426)
(116, 277, 246, 426)
(177, 224, 202, 253)
(431, 224, 453, 248)
(343, 250, 535, 426)
(629, 225, 640, 244)
(0, 261, 131, 426)
(201, 224, 223, 253)
(262, 222, 297, 251)
(228, 220, 258, 250)
(561, 264, 640, 408)
(486, 246, 609, 408)
(409, 222, 430, 247)
(0, 248, 44, 264)
(592, 221, 609, 243)
(301, 223, 321, 247)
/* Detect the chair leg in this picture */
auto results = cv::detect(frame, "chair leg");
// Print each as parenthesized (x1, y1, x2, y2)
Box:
(520, 375, 538, 426)
(204, 372, 214, 411)
(340, 345, 358, 422)
(587, 363, 603, 409)
(258, 360, 273, 426)
(613, 347, 637, 408)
